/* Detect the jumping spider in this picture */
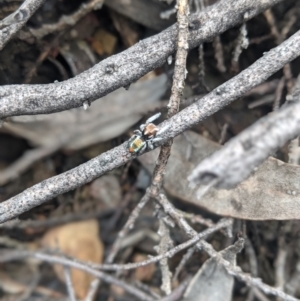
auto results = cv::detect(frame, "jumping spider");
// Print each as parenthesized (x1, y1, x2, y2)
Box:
(128, 112, 168, 154)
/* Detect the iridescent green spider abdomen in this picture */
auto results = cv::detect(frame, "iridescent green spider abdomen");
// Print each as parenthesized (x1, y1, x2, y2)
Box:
(128, 136, 147, 153)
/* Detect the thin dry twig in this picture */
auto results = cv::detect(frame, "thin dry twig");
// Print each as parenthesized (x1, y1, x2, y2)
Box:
(0, 251, 155, 301)
(244, 232, 259, 301)
(0, 218, 232, 275)
(272, 76, 285, 111)
(167, 0, 189, 116)
(63, 266, 77, 301)
(157, 194, 300, 301)
(84, 279, 99, 301)
(177, 210, 215, 228)
(149, 0, 189, 200)
(231, 22, 249, 73)
(94, 218, 232, 271)
(160, 277, 191, 301)
(1, 29, 300, 223)
(218, 122, 229, 144)
(25, 0, 104, 39)
(188, 97, 300, 190)
(0, 0, 46, 50)
(264, 9, 281, 44)
(107, 0, 189, 267)
(172, 245, 196, 283)
(140, 0, 189, 292)
(156, 216, 174, 295)
(106, 193, 150, 263)
(213, 35, 226, 73)
(0, 0, 283, 119)
(134, 281, 162, 300)
(0, 207, 114, 229)
(287, 73, 300, 165)
(264, 8, 295, 93)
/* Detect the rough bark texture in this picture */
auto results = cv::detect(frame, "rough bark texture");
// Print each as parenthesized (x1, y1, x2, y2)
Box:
(189, 100, 300, 189)
(0, 28, 300, 223)
(0, 0, 282, 118)
(27, 0, 104, 39)
(167, 0, 189, 117)
(150, 0, 189, 197)
(0, 0, 46, 50)
(140, 132, 300, 220)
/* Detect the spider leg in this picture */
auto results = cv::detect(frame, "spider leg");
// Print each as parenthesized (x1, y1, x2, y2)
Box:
(147, 140, 155, 150)
(151, 137, 164, 144)
(128, 135, 138, 145)
(145, 112, 161, 124)
(133, 130, 143, 136)
(138, 142, 147, 154)
(156, 124, 171, 136)
(140, 124, 146, 132)
(146, 136, 163, 150)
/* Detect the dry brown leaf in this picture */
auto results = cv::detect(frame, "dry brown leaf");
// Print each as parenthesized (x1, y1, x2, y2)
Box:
(139, 131, 300, 220)
(41, 219, 104, 299)
(91, 29, 117, 56)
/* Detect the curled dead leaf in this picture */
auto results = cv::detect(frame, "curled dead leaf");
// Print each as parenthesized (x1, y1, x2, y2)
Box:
(139, 131, 300, 220)
(41, 219, 104, 299)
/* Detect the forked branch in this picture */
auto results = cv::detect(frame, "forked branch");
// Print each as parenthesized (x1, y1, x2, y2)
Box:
(1, 28, 300, 223)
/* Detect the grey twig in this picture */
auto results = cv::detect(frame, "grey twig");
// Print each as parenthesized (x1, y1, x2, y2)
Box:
(188, 98, 300, 190)
(106, 193, 150, 263)
(134, 281, 162, 300)
(275, 241, 288, 298)
(152, 0, 189, 293)
(0, 0, 282, 119)
(157, 194, 300, 301)
(160, 277, 191, 301)
(231, 22, 249, 73)
(167, 0, 189, 116)
(0, 0, 46, 50)
(94, 218, 231, 271)
(264, 8, 294, 92)
(84, 279, 99, 301)
(26, 0, 104, 39)
(172, 245, 196, 283)
(132, 0, 188, 239)
(0, 218, 232, 273)
(1, 29, 300, 223)
(272, 76, 285, 111)
(213, 35, 226, 73)
(288, 73, 300, 165)
(63, 266, 77, 301)
(0, 251, 155, 301)
(156, 216, 173, 295)
(108, 0, 189, 274)
(0, 208, 113, 229)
